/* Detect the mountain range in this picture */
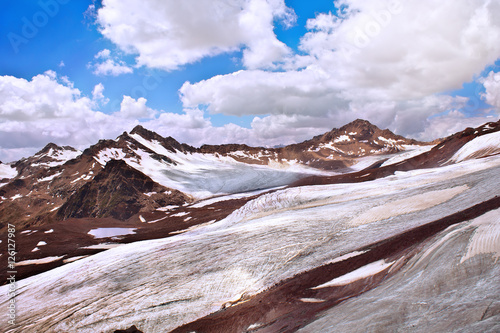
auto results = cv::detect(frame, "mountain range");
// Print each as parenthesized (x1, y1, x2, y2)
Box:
(1, 118, 499, 333)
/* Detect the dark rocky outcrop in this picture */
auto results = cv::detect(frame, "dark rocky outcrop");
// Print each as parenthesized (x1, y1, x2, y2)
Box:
(114, 325, 144, 333)
(57, 159, 189, 221)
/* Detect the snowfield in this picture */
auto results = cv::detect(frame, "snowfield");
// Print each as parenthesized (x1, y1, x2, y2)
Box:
(449, 130, 500, 163)
(0, 163, 17, 179)
(2, 153, 499, 333)
(106, 133, 337, 199)
(380, 145, 434, 167)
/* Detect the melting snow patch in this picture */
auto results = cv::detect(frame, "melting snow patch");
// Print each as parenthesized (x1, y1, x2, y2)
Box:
(38, 172, 63, 182)
(247, 323, 262, 330)
(94, 148, 127, 165)
(300, 298, 325, 303)
(147, 216, 169, 224)
(139, 215, 147, 223)
(21, 230, 32, 234)
(312, 260, 394, 288)
(191, 188, 282, 208)
(10, 194, 23, 200)
(378, 136, 400, 145)
(44, 229, 54, 234)
(157, 205, 179, 211)
(50, 206, 60, 212)
(71, 174, 93, 183)
(381, 145, 434, 167)
(79, 243, 122, 250)
(172, 212, 189, 217)
(88, 228, 137, 239)
(31, 247, 40, 252)
(334, 135, 350, 143)
(326, 251, 368, 265)
(36, 241, 47, 246)
(0, 163, 17, 178)
(15, 256, 64, 266)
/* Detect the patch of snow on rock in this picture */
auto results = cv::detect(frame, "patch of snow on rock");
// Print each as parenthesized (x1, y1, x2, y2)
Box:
(0, 163, 18, 178)
(16, 256, 64, 266)
(88, 228, 137, 239)
(312, 260, 394, 288)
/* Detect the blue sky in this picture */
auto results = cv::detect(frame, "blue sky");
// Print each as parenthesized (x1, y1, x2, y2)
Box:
(0, 0, 499, 161)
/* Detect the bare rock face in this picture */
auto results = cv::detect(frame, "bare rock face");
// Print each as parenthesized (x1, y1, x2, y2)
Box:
(57, 159, 189, 221)
(113, 325, 143, 333)
(129, 125, 195, 153)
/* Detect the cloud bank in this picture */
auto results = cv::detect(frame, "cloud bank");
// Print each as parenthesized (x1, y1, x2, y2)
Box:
(179, 0, 500, 139)
(97, 0, 296, 70)
(1, 0, 500, 161)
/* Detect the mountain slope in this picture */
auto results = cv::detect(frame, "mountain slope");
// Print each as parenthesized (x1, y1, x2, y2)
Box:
(57, 159, 189, 220)
(2, 143, 499, 332)
(292, 119, 500, 187)
(0, 119, 499, 332)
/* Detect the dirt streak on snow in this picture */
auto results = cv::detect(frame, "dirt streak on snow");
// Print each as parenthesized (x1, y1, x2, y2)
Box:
(350, 185, 469, 226)
(15, 256, 64, 266)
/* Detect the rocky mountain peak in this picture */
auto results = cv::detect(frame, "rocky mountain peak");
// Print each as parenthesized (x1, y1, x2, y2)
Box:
(35, 142, 79, 156)
(130, 125, 165, 143)
(36, 142, 62, 155)
(129, 125, 191, 153)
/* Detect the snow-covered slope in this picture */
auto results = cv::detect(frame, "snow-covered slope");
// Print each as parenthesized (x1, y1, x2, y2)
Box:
(2, 154, 499, 333)
(380, 145, 434, 167)
(298, 209, 500, 333)
(448, 130, 500, 163)
(0, 163, 17, 179)
(93, 132, 335, 199)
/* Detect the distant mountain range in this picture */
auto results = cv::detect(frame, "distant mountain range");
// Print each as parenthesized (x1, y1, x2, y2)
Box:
(1, 118, 499, 333)
(0, 119, 428, 228)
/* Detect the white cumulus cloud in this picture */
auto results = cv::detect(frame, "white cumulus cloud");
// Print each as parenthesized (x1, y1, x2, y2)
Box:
(0, 72, 135, 161)
(90, 49, 133, 76)
(481, 71, 500, 109)
(96, 0, 296, 70)
(92, 83, 109, 106)
(179, 0, 500, 140)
